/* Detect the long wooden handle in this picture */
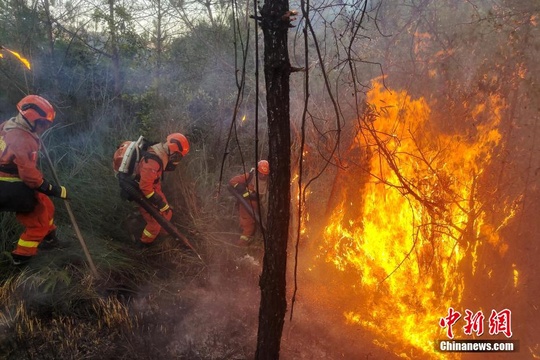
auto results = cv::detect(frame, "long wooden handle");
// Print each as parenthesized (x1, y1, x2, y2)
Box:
(41, 141, 99, 277)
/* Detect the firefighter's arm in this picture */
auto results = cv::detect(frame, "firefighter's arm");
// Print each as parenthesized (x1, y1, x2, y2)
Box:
(139, 159, 169, 212)
(9, 134, 68, 198)
(146, 191, 170, 212)
(9, 132, 44, 188)
(37, 179, 69, 199)
(229, 173, 251, 198)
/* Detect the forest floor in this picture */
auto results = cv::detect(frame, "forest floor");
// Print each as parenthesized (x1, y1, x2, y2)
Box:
(3, 188, 538, 359)
(124, 234, 401, 360)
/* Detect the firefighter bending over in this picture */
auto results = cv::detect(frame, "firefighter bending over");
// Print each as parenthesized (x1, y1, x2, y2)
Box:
(229, 160, 269, 246)
(115, 133, 190, 245)
(0, 95, 68, 266)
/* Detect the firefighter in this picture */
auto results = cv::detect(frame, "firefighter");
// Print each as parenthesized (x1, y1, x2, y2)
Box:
(135, 133, 189, 245)
(0, 95, 68, 265)
(229, 160, 269, 246)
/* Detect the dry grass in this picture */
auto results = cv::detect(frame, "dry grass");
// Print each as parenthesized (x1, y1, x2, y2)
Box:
(0, 117, 255, 359)
(0, 235, 207, 360)
(0, 296, 135, 360)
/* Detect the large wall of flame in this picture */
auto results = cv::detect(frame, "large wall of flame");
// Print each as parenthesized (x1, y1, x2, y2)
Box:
(318, 79, 511, 358)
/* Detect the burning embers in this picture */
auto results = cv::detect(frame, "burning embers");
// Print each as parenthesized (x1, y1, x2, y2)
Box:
(321, 80, 514, 358)
(0, 46, 31, 70)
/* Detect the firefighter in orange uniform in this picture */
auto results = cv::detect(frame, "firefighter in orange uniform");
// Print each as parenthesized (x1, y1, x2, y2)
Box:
(136, 133, 189, 245)
(229, 160, 269, 246)
(0, 95, 68, 265)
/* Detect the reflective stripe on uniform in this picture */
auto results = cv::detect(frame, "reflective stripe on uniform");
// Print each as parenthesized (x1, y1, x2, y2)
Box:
(0, 177, 23, 182)
(17, 238, 40, 248)
(145, 191, 155, 199)
(143, 229, 156, 238)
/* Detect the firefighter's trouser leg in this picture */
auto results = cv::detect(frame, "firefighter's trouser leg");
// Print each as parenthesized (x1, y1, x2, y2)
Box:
(238, 200, 258, 237)
(13, 193, 56, 257)
(139, 205, 172, 244)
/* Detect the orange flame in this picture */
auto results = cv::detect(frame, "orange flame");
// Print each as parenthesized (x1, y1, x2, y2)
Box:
(0, 46, 31, 70)
(321, 80, 515, 358)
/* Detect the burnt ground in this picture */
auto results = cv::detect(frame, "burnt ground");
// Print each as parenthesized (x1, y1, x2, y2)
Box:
(128, 235, 400, 360)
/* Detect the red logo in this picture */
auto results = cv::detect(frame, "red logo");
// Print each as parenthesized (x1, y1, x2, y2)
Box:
(439, 308, 512, 339)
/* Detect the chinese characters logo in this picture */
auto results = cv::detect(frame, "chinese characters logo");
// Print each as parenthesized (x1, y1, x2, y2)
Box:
(439, 308, 512, 339)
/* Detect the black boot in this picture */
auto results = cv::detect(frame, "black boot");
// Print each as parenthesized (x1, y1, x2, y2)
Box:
(12, 253, 32, 266)
(39, 230, 63, 250)
(122, 212, 144, 244)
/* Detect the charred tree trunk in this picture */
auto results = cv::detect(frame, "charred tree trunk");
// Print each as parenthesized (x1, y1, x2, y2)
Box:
(255, 0, 291, 359)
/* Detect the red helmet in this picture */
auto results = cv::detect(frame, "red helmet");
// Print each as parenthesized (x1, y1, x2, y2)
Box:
(17, 95, 55, 125)
(166, 133, 190, 157)
(258, 160, 270, 175)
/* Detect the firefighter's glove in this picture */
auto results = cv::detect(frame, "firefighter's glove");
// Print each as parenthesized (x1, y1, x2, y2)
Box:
(38, 179, 68, 199)
(233, 183, 252, 198)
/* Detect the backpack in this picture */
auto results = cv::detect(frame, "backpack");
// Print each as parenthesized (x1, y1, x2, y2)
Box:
(113, 136, 163, 179)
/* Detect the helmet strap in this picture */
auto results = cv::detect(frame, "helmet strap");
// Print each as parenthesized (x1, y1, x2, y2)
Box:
(19, 114, 37, 132)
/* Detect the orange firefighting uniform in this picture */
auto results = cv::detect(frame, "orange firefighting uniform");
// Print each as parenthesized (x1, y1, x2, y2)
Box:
(136, 144, 172, 244)
(0, 117, 56, 257)
(229, 170, 263, 238)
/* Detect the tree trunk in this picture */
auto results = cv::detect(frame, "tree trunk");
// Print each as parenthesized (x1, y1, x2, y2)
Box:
(42, 0, 54, 59)
(155, 0, 163, 97)
(42, 0, 58, 89)
(255, 0, 291, 359)
(108, 0, 122, 97)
